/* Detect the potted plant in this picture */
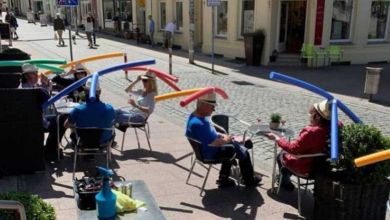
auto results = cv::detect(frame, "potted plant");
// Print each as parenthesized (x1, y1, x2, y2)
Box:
(0, 191, 56, 220)
(314, 124, 390, 220)
(269, 113, 282, 130)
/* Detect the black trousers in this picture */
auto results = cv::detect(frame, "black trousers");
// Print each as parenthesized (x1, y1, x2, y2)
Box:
(45, 114, 67, 157)
(215, 142, 254, 182)
(276, 152, 293, 183)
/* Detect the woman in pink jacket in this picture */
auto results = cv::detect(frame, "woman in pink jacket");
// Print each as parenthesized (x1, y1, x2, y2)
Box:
(266, 100, 331, 191)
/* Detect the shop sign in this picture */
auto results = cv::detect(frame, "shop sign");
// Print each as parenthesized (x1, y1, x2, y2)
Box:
(207, 0, 221, 7)
(57, 0, 79, 7)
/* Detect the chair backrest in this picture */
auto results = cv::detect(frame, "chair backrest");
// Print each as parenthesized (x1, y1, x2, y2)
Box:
(210, 114, 229, 134)
(75, 127, 110, 149)
(187, 137, 205, 162)
(0, 73, 21, 88)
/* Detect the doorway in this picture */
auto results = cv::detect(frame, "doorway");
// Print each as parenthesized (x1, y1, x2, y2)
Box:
(278, 0, 306, 53)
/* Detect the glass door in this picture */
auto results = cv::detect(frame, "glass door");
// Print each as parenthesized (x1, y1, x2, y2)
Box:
(278, 1, 288, 52)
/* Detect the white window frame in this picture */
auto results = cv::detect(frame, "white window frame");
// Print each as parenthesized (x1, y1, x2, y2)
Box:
(238, 0, 255, 39)
(330, 0, 355, 43)
(174, 0, 183, 32)
(368, 0, 390, 42)
(158, 1, 166, 31)
(214, 0, 228, 38)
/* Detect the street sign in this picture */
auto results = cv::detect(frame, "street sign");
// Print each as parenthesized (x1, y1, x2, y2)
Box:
(57, 0, 79, 7)
(207, 0, 221, 7)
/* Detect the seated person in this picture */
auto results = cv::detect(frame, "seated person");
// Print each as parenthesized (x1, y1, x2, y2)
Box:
(185, 92, 262, 187)
(64, 79, 115, 145)
(20, 63, 52, 94)
(51, 63, 88, 102)
(265, 100, 331, 191)
(115, 71, 158, 125)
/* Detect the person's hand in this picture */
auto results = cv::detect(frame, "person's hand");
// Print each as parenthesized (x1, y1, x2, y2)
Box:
(265, 132, 280, 141)
(40, 74, 51, 86)
(136, 75, 142, 81)
(128, 98, 137, 107)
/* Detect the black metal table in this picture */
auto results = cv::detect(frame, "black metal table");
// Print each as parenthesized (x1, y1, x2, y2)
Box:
(77, 180, 165, 220)
(247, 124, 294, 192)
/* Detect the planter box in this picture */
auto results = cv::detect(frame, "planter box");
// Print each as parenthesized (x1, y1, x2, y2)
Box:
(314, 174, 390, 220)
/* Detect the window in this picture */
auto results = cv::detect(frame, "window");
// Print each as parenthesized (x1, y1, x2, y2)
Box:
(175, 1, 183, 32)
(239, 0, 254, 37)
(103, 0, 114, 28)
(159, 1, 166, 30)
(330, 0, 354, 42)
(116, 0, 132, 22)
(368, 0, 390, 41)
(215, 0, 228, 37)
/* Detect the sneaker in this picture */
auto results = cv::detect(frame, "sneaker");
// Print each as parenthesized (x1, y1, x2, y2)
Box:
(216, 177, 236, 187)
(244, 175, 262, 187)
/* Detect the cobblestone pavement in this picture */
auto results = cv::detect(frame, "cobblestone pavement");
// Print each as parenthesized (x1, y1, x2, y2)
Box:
(13, 17, 390, 172)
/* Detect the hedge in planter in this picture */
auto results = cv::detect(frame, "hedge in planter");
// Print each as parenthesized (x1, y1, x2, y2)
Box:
(314, 124, 390, 220)
(0, 191, 55, 220)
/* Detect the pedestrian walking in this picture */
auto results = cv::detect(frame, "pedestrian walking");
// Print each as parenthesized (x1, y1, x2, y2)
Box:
(53, 13, 65, 46)
(163, 21, 175, 49)
(88, 13, 98, 46)
(9, 12, 18, 39)
(148, 15, 155, 47)
(85, 16, 94, 49)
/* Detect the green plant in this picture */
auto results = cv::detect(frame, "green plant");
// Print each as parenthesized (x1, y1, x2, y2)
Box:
(270, 113, 282, 123)
(333, 124, 390, 184)
(0, 191, 56, 220)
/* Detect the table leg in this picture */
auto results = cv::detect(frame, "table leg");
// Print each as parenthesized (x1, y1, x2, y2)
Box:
(271, 141, 277, 193)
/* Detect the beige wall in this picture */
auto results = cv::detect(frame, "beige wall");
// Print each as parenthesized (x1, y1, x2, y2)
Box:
(142, 0, 390, 65)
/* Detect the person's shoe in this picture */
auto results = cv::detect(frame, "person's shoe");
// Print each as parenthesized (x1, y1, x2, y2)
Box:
(244, 175, 262, 187)
(216, 177, 236, 187)
(280, 181, 295, 192)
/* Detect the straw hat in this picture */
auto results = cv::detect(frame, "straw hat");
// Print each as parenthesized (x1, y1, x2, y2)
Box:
(313, 100, 330, 120)
(199, 92, 217, 106)
(85, 78, 100, 90)
(140, 71, 156, 80)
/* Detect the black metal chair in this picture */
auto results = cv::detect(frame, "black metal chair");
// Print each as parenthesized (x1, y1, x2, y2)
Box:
(276, 152, 328, 215)
(115, 109, 151, 153)
(73, 127, 114, 179)
(186, 137, 236, 196)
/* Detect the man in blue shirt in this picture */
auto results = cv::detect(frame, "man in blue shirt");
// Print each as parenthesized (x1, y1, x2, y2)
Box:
(186, 93, 261, 187)
(65, 79, 115, 144)
(148, 15, 155, 47)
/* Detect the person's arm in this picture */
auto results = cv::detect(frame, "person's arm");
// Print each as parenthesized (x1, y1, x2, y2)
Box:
(51, 75, 74, 87)
(128, 98, 149, 114)
(124, 75, 141, 93)
(210, 133, 233, 147)
(276, 128, 316, 154)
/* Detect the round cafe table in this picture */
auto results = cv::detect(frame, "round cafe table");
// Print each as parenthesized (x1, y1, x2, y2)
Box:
(247, 124, 294, 192)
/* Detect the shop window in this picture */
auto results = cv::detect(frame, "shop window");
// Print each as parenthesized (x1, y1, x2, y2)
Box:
(368, 0, 390, 41)
(239, 0, 254, 37)
(215, 0, 228, 37)
(175, 1, 183, 32)
(330, 0, 354, 42)
(116, 0, 132, 22)
(159, 1, 166, 30)
(103, 0, 114, 29)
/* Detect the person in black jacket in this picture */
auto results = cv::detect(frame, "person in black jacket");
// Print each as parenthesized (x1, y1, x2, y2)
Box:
(9, 12, 18, 39)
(53, 13, 65, 46)
(51, 63, 88, 102)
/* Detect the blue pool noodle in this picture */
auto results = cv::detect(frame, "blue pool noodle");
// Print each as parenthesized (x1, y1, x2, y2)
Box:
(269, 72, 334, 100)
(42, 59, 155, 109)
(331, 99, 339, 161)
(89, 73, 99, 102)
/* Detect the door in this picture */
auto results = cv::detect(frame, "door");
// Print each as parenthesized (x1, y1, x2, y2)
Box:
(278, 1, 288, 52)
(278, 0, 306, 53)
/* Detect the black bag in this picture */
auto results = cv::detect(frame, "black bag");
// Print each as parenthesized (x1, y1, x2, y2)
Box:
(73, 176, 103, 210)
